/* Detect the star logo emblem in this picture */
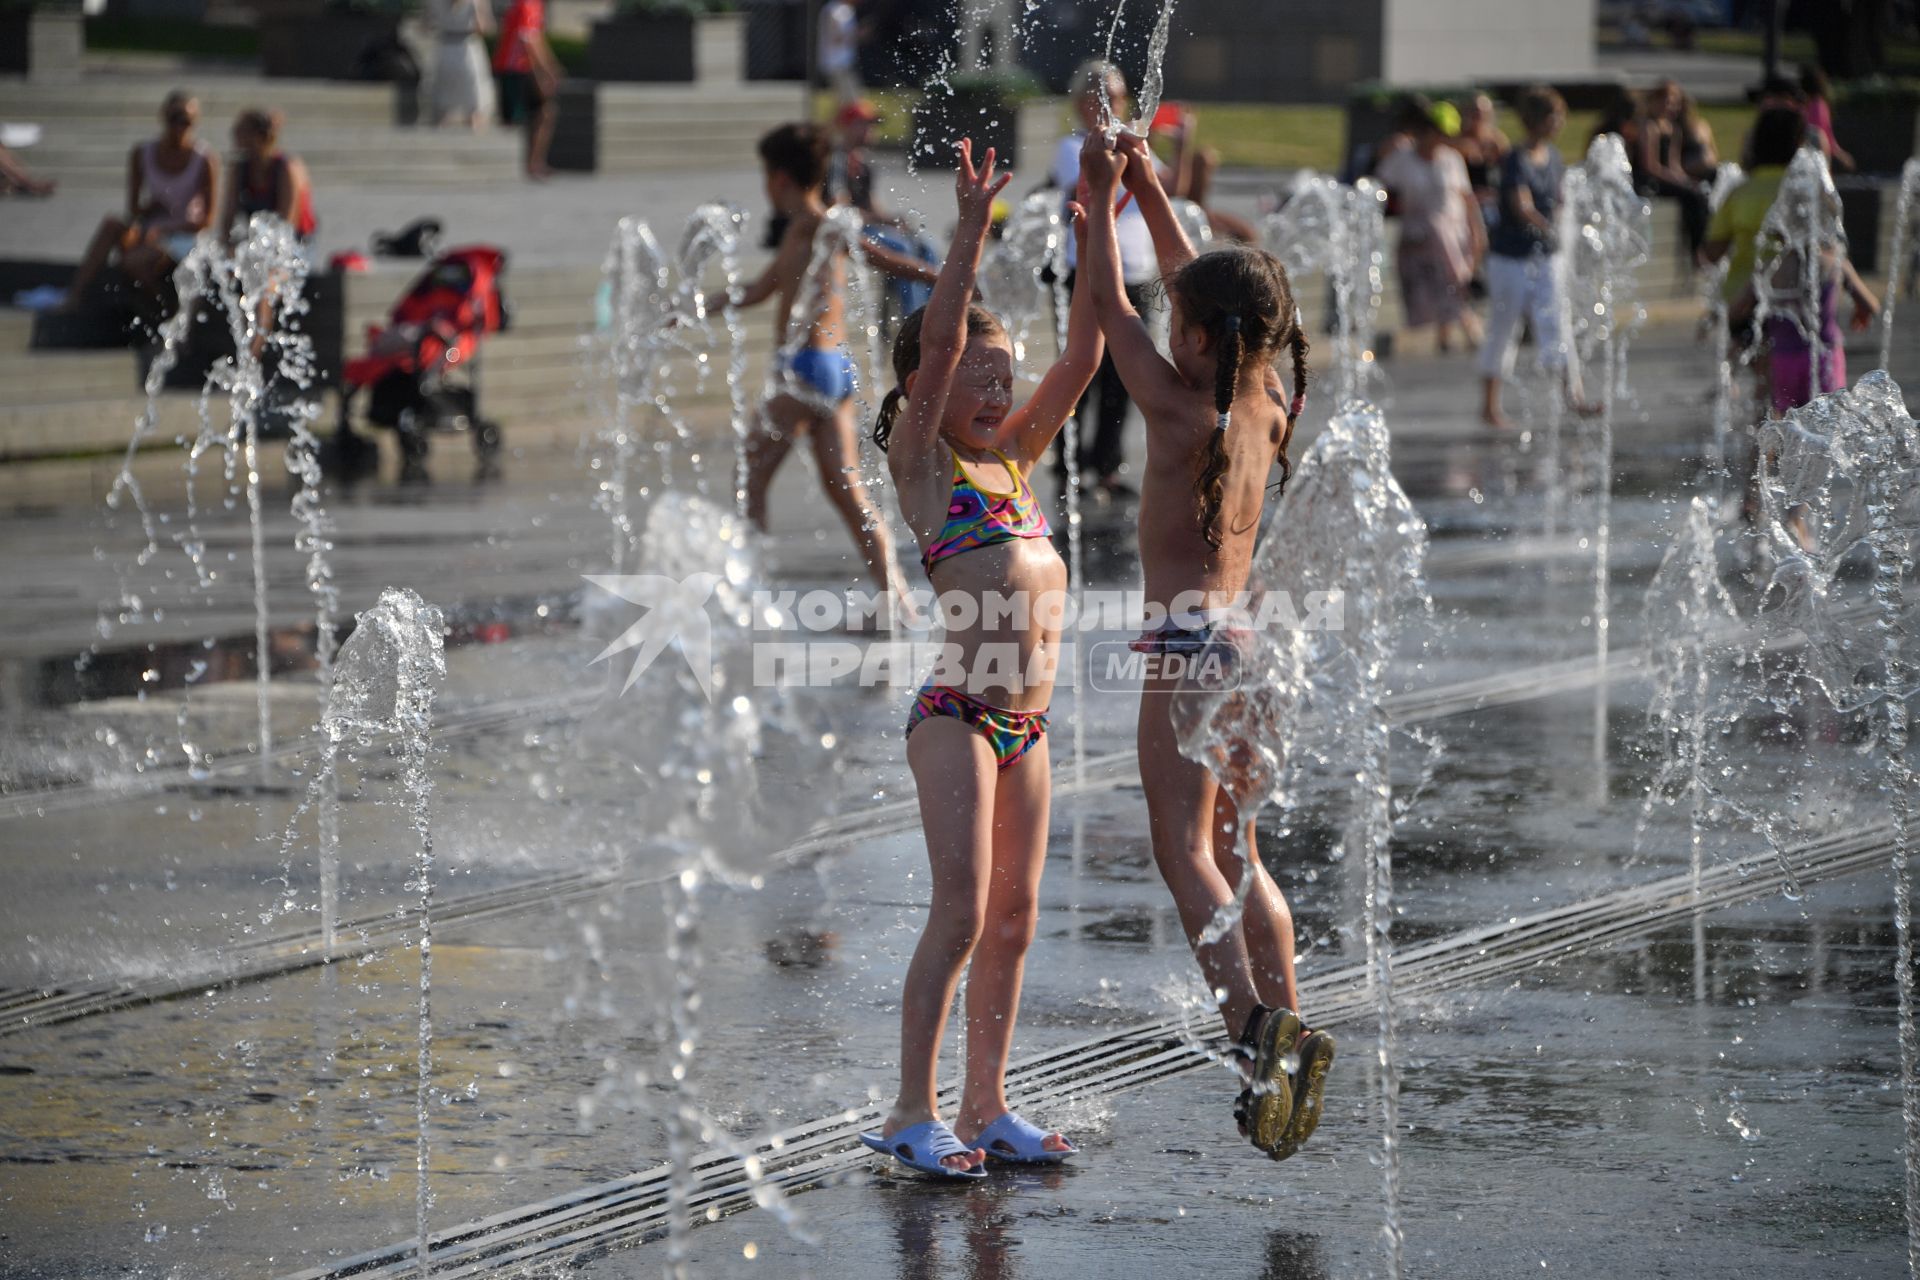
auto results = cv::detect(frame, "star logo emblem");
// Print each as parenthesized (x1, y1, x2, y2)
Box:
(583, 573, 724, 700)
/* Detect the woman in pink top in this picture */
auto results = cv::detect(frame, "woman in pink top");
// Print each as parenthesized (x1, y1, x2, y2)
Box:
(63, 90, 219, 310)
(1799, 65, 1855, 173)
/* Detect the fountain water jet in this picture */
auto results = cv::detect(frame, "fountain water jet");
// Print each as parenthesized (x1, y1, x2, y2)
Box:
(1749, 373, 1920, 1275)
(1263, 173, 1388, 405)
(323, 587, 447, 1277)
(1639, 495, 1740, 1000)
(1750, 146, 1847, 414)
(1881, 158, 1920, 373)
(1559, 134, 1650, 771)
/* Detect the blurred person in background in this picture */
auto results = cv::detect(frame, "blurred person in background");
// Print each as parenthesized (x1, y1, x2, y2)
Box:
(429, 0, 494, 128)
(1376, 95, 1484, 352)
(1799, 65, 1855, 172)
(494, 0, 559, 179)
(1635, 79, 1712, 262)
(61, 89, 218, 310)
(819, 0, 862, 111)
(1451, 91, 1510, 221)
(222, 109, 316, 245)
(0, 144, 54, 197)
(1149, 103, 1257, 242)
(1478, 86, 1594, 428)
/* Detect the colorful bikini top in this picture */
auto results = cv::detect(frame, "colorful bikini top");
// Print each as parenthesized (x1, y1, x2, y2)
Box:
(920, 447, 1053, 574)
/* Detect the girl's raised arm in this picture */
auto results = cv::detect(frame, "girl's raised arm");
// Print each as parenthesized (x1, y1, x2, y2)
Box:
(1116, 130, 1197, 280)
(1080, 131, 1186, 422)
(886, 140, 1008, 467)
(1003, 197, 1104, 464)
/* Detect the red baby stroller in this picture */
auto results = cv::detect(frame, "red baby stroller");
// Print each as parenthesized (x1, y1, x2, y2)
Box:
(327, 245, 510, 483)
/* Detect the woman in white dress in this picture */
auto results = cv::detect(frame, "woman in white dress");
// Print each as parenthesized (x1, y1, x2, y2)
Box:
(431, 0, 496, 129)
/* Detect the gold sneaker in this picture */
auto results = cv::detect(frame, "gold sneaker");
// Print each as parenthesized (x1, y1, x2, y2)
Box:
(1268, 1026, 1335, 1161)
(1235, 1007, 1301, 1155)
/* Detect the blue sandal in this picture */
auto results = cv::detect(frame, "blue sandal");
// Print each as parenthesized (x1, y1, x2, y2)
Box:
(858, 1119, 987, 1179)
(971, 1111, 1075, 1164)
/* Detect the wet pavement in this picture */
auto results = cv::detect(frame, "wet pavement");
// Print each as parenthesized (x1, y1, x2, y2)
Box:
(1, 319, 1918, 1278)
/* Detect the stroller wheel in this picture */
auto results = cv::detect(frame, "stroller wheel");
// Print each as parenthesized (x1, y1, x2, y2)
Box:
(473, 419, 503, 481)
(398, 411, 431, 485)
(320, 426, 382, 482)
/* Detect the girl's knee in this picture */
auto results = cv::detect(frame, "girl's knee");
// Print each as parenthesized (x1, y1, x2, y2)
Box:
(986, 892, 1040, 948)
(924, 901, 986, 957)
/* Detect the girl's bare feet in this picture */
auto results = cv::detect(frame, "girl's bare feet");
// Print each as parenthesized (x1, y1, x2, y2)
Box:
(954, 1101, 1071, 1157)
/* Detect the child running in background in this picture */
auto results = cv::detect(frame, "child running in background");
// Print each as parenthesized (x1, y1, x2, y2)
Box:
(858, 140, 1104, 1177)
(1479, 86, 1596, 428)
(1080, 128, 1334, 1159)
(712, 122, 906, 598)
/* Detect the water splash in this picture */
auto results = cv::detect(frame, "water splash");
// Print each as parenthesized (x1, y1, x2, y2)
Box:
(324, 586, 447, 1277)
(1172, 402, 1429, 1278)
(1643, 371, 1920, 1270)
(1130, 0, 1180, 133)
(1769, 374, 1920, 1275)
(1263, 173, 1388, 404)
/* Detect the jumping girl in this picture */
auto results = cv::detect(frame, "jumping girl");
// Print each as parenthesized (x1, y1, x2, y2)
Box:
(1080, 128, 1334, 1159)
(858, 141, 1104, 1178)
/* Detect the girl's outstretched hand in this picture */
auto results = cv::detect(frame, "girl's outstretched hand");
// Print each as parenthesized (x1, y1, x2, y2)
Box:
(955, 138, 1011, 228)
(1080, 128, 1125, 194)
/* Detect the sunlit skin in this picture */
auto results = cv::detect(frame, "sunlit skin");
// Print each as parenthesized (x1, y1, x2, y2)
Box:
(877, 141, 1103, 1171)
(1080, 127, 1303, 1053)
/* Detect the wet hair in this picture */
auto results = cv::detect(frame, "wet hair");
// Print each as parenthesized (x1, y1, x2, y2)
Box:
(1167, 246, 1308, 550)
(1749, 105, 1809, 167)
(235, 108, 282, 146)
(872, 302, 1009, 451)
(1799, 63, 1831, 101)
(1516, 85, 1566, 133)
(757, 122, 830, 191)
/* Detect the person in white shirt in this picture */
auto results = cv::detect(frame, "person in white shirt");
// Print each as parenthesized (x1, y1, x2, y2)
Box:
(1051, 59, 1156, 500)
(818, 0, 861, 109)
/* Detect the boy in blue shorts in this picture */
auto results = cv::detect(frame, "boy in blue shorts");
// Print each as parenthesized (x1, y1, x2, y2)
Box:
(710, 122, 904, 598)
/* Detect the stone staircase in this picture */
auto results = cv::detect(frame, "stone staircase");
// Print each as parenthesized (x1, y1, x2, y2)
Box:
(0, 71, 521, 190)
(0, 70, 814, 188)
(592, 82, 805, 175)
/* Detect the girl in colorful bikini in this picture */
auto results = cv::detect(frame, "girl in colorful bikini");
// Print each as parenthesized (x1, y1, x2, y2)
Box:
(1080, 128, 1334, 1159)
(857, 141, 1104, 1178)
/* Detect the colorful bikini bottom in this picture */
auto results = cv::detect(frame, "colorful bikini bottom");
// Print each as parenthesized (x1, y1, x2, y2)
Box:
(905, 684, 1049, 771)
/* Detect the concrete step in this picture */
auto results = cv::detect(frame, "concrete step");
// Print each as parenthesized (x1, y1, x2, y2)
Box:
(0, 74, 397, 125)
